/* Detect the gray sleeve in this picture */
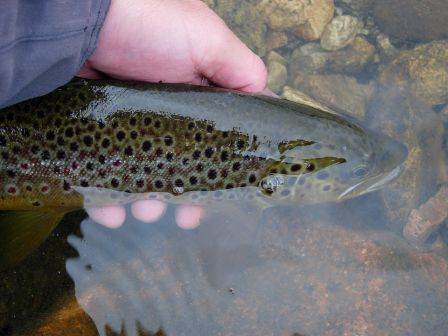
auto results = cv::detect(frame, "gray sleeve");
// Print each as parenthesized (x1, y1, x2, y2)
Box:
(0, 0, 110, 108)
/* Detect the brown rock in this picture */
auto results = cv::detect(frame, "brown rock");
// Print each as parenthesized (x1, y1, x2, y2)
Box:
(403, 185, 448, 244)
(265, 31, 289, 51)
(256, 0, 334, 40)
(373, 0, 448, 42)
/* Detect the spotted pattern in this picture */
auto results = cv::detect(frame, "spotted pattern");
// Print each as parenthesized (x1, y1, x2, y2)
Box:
(0, 79, 363, 210)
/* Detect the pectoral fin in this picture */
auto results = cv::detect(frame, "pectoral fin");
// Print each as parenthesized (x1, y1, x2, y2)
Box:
(0, 210, 64, 271)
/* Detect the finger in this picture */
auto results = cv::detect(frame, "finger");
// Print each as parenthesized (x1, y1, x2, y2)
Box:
(198, 25, 267, 93)
(85, 205, 126, 229)
(175, 205, 203, 230)
(261, 88, 280, 98)
(77, 63, 104, 79)
(130, 200, 167, 223)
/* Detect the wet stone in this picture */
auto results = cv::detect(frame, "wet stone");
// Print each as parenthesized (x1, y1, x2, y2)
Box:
(320, 15, 361, 51)
(256, 0, 334, 41)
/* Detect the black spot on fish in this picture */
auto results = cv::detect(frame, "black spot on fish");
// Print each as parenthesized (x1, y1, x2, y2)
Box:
(155, 148, 163, 157)
(41, 150, 50, 161)
(154, 120, 161, 128)
(221, 170, 228, 178)
(83, 135, 93, 147)
(56, 151, 65, 159)
(306, 163, 315, 172)
(7, 170, 15, 178)
(222, 131, 229, 138)
(63, 180, 71, 191)
(70, 143, 78, 152)
(220, 151, 229, 162)
(164, 135, 173, 146)
(1, 152, 9, 160)
(182, 158, 190, 166)
(124, 146, 133, 156)
(291, 164, 302, 172)
(136, 179, 144, 188)
(232, 162, 241, 171)
(189, 176, 198, 185)
(205, 147, 214, 158)
(194, 133, 202, 142)
(116, 131, 126, 141)
(166, 152, 174, 161)
(57, 136, 65, 146)
(84, 162, 93, 170)
(226, 183, 234, 189)
(81, 180, 89, 187)
(206, 125, 214, 133)
(157, 163, 164, 169)
(130, 131, 138, 139)
(249, 174, 257, 184)
(129, 117, 137, 126)
(193, 150, 201, 160)
(155, 180, 164, 189)
(101, 138, 110, 149)
(30, 145, 39, 154)
(237, 139, 245, 150)
(65, 127, 74, 138)
(188, 122, 195, 130)
(208, 169, 217, 180)
(0, 135, 6, 146)
(144, 166, 151, 174)
(142, 141, 152, 152)
(196, 163, 204, 172)
(144, 117, 152, 125)
(98, 155, 106, 164)
(174, 179, 184, 187)
(111, 178, 119, 188)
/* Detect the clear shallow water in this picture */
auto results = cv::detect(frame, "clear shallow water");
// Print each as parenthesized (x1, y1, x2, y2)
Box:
(1, 1, 447, 335)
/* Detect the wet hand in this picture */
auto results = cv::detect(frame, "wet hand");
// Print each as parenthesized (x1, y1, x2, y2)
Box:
(79, 0, 266, 229)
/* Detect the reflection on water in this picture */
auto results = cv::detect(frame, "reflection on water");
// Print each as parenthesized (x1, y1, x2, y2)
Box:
(1, 0, 447, 335)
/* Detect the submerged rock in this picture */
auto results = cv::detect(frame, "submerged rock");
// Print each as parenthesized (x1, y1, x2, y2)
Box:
(214, 0, 267, 56)
(256, 0, 334, 40)
(295, 74, 373, 120)
(290, 36, 375, 77)
(267, 51, 288, 93)
(369, 42, 448, 234)
(373, 0, 448, 42)
(403, 185, 448, 244)
(320, 15, 361, 51)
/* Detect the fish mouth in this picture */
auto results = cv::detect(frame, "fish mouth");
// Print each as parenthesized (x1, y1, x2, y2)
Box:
(337, 164, 404, 201)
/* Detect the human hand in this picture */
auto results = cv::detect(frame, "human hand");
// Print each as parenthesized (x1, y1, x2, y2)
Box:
(79, 0, 267, 229)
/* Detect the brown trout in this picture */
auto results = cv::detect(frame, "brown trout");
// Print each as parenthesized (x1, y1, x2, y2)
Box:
(0, 79, 407, 268)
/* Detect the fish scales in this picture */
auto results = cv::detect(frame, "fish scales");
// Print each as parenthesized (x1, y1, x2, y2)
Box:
(0, 79, 407, 212)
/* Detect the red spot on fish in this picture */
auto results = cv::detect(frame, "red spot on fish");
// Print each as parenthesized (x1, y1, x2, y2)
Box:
(96, 184, 103, 188)
(63, 168, 70, 176)
(112, 160, 121, 167)
(7, 187, 16, 194)
(41, 186, 49, 193)
(20, 163, 29, 169)
(72, 161, 79, 170)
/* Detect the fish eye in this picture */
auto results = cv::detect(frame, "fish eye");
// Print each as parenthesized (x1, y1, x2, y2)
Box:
(352, 166, 369, 178)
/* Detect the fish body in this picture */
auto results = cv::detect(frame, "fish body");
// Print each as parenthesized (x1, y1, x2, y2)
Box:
(0, 79, 408, 269)
(0, 79, 407, 212)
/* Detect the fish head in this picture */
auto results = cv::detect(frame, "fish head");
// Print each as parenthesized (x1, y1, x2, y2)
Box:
(259, 130, 408, 204)
(334, 130, 408, 201)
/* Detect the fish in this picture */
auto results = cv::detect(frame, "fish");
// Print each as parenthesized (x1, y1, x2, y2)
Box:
(0, 79, 407, 269)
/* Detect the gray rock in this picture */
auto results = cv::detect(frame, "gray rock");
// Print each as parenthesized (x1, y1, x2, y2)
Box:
(267, 60, 288, 93)
(320, 15, 361, 51)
